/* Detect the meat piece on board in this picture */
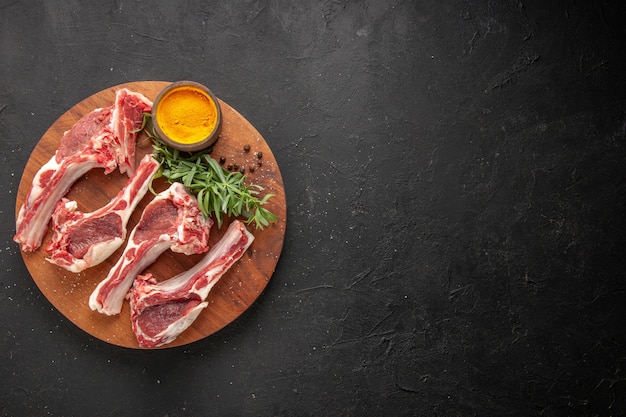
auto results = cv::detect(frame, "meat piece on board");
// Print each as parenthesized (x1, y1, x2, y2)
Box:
(14, 88, 152, 251)
(128, 220, 254, 348)
(45, 154, 160, 272)
(89, 182, 212, 316)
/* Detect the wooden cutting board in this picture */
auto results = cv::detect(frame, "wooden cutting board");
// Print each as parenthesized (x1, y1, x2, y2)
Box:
(15, 81, 286, 349)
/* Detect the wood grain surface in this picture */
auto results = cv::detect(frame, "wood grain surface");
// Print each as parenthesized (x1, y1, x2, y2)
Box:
(15, 81, 286, 349)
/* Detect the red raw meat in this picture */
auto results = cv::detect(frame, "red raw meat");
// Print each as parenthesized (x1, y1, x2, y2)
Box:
(45, 154, 161, 272)
(89, 182, 212, 316)
(14, 88, 152, 251)
(110, 88, 152, 175)
(128, 220, 255, 348)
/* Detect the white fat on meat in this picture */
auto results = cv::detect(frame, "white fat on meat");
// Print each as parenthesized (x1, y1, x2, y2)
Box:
(45, 154, 161, 273)
(89, 182, 212, 316)
(128, 220, 255, 348)
(109, 88, 153, 175)
(14, 89, 152, 252)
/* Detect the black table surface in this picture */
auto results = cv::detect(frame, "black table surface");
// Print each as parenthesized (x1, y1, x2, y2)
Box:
(1, 1, 625, 416)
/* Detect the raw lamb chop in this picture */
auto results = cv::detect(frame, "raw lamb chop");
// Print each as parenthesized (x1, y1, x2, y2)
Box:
(45, 154, 161, 273)
(108, 88, 152, 176)
(128, 220, 255, 348)
(14, 88, 152, 251)
(89, 182, 212, 316)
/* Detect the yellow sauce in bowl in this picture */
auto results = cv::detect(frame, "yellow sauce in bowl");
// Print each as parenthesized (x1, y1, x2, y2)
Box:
(152, 81, 221, 151)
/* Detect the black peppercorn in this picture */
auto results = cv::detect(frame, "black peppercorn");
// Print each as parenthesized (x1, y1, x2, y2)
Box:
(219, 156, 226, 165)
(239, 166, 245, 174)
(243, 144, 251, 153)
(249, 165, 255, 173)
(256, 151, 263, 159)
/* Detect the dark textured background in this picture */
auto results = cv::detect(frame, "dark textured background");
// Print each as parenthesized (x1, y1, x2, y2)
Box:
(1, 1, 625, 416)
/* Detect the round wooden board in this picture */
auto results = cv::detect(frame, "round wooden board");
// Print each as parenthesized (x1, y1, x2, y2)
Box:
(15, 81, 286, 349)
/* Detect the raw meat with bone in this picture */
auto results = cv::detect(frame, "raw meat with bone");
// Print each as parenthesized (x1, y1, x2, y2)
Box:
(89, 182, 212, 316)
(14, 88, 152, 251)
(108, 88, 151, 176)
(45, 154, 161, 273)
(128, 220, 254, 348)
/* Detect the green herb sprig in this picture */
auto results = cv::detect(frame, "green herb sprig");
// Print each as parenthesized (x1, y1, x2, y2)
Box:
(142, 114, 277, 230)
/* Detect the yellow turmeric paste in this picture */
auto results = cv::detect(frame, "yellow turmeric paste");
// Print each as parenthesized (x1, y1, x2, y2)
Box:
(155, 86, 218, 145)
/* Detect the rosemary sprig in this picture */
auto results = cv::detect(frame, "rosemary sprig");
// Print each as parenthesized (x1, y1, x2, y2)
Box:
(142, 113, 277, 230)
